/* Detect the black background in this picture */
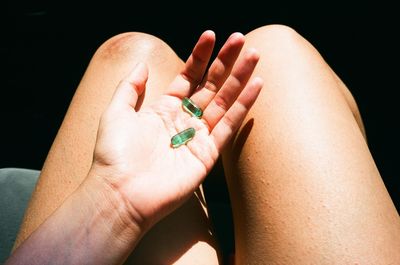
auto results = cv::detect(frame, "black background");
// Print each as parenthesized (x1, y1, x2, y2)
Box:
(4, 0, 399, 255)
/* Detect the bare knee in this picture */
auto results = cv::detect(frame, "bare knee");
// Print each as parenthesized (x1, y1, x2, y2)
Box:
(245, 24, 310, 56)
(94, 32, 180, 65)
(245, 24, 365, 135)
(81, 32, 182, 107)
(244, 25, 334, 93)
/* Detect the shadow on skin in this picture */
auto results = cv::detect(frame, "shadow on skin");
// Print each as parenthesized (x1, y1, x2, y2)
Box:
(125, 194, 219, 264)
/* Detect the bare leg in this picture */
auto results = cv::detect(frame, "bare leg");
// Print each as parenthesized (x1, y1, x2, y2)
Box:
(223, 25, 400, 264)
(14, 32, 220, 264)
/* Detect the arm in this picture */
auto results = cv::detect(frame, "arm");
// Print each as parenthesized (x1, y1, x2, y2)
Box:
(6, 172, 142, 265)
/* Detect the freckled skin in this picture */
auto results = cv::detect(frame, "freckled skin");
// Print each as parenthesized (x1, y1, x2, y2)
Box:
(223, 25, 400, 264)
(11, 25, 400, 265)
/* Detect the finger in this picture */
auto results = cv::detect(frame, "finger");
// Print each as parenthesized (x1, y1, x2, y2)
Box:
(165, 30, 215, 98)
(109, 62, 148, 111)
(211, 77, 263, 151)
(190, 32, 245, 110)
(202, 48, 260, 129)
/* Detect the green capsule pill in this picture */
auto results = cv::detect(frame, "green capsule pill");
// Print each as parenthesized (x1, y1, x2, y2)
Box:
(171, 127, 196, 148)
(182, 97, 203, 118)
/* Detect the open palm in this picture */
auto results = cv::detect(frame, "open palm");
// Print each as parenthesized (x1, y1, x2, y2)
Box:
(91, 30, 263, 229)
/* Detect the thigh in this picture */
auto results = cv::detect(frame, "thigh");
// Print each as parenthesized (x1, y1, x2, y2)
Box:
(223, 25, 400, 264)
(14, 32, 220, 264)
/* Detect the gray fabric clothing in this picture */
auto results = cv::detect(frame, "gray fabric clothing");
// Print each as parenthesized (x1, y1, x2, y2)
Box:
(0, 168, 39, 263)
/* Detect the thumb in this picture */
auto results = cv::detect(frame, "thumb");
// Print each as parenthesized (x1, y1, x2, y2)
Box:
(110, 62, 148, 110)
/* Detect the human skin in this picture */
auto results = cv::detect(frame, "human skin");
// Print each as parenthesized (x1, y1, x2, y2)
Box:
(222, 25, 400, 264)
(14, 30, 249, 264)
(7, 31, 262, 264)
(11, 24, 400, 264)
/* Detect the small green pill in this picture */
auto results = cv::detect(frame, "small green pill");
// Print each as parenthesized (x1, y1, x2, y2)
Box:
(171, 127, 196, 148)
(182, 97, 203, 118)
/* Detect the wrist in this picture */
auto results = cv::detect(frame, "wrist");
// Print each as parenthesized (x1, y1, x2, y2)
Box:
(7, 169, 146, 265)
(81, 169, 145, 247)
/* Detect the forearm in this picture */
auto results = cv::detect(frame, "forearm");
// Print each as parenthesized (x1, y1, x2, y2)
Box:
(6, 171, 142, 265)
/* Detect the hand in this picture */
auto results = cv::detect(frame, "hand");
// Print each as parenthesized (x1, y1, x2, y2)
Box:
(90, 30, 263, 231)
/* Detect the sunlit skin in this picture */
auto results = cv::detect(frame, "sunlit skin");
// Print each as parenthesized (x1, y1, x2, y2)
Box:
(91, 31, 262, 230)
(7, 30, 262, 265)
(10, 25, 400, 264)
